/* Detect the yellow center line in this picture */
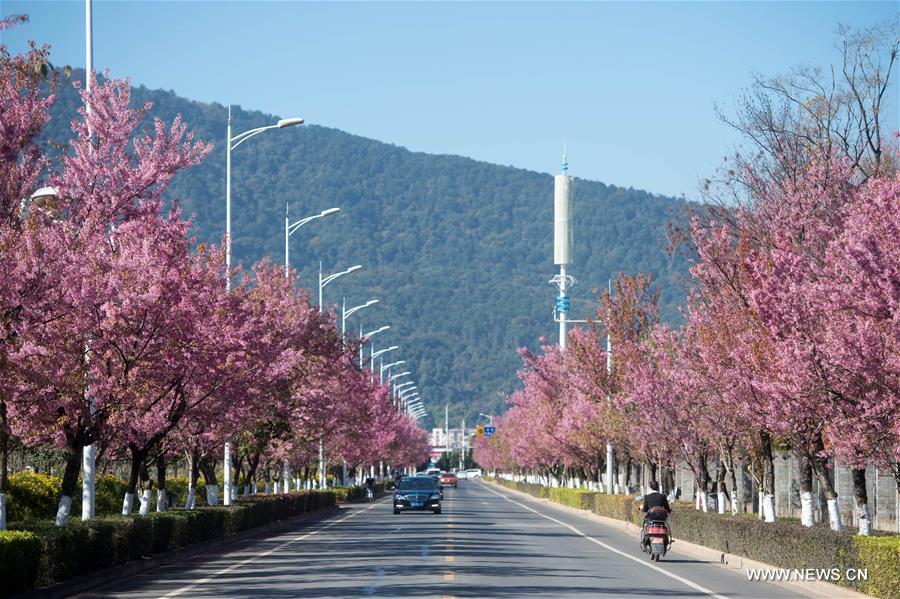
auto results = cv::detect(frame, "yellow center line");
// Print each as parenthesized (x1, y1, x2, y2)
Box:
(445, 554, 455, 563)
(443, 571, 455, 582)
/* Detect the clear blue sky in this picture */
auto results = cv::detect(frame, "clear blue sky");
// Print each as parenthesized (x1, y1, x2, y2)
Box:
(4, 1, 897, 197)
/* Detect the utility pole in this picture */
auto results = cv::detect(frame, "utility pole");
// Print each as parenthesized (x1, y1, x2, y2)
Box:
(606, 279, 614, 494)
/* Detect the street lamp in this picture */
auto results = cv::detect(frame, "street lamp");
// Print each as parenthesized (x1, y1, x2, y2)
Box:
(315, 265, 360, 490)
(226, 106, 303, 290)
(342, 299, 378, 337)
(223, 109, 301, 506)
(394, 380, 415, 395)
(360, 325, 389, 368)
(479, 413, 494, 425)
(370, 345, 399, 373)
(380, 360, 405, 385)
(399, 388, 418, 400)
(285, 205, 340, 278)
(401, 393, 420, 409)
(318, 264, 362, 312)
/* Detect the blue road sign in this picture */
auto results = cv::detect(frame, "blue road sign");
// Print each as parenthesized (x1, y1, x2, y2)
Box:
(484, 426, 496, 436)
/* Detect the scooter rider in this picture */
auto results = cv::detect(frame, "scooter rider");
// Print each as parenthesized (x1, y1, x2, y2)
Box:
(641, 480, 671, 517)
(640, 480, 672, 550)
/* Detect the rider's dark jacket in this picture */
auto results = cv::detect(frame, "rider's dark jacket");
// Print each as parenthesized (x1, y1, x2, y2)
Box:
(641, 490, 671, 514)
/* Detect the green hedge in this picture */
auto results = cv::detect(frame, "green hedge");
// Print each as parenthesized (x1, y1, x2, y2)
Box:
(330, 482, 386, 502)
(492, 478, 548, 499)
(853, 536, 900, 599)
(0, 530, 41, 594)
(2, 490, 337, 594)
(546, 487, 598, 510)
(489, 478, 900, 598)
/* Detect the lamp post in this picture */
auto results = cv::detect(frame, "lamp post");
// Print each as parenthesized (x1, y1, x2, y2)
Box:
(398, 387, 418, 401)
(342, 299, 378, 337)
(226, 108, 303, 290)
(285, 205, 340, 278)
(370, 346, 399, 377)
(316, 264, 361, 489)
(478, 413, 494, 426)
(318, 264, 362, 312)
(380, 360, 405, 385)
(393, 380, 414, 400)
(223, 108, 302, 507)
(399, 389, 419, 410)
(359, 325, 389, 368)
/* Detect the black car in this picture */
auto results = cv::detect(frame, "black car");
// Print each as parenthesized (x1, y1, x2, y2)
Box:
(393, 476, 442, 514)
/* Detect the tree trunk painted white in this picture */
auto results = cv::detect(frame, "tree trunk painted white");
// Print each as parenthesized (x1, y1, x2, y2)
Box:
(695, 490, 701, 510)
(252, 481, 258, 495)
(243, 484, 250, 497)
(700, 491, 708, 512)
(730, 494, 738, 516)
(55, 495, 72, 527)
(156, 489, 167, 512)
(613, 483, 619, 494)
(223, 442, 232, 506)
(206, 484, 218, 506)
(139, 489, 151, 516)
(800, 491, 814, 527)
(122, 492, 135, 515)
(0, 493, 7, 530)
(758, 491, 764, 519)
(854, 502, 872, 535)
(283, 462, 290, 494)
(186, 489, 196, 510)
(826, 498, 843, 531)
(81, 444, 95, 521)
(718, 491, 726, 515)
(763, 494, 776, 522)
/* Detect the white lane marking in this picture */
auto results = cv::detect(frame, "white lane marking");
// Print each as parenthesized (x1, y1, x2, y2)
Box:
(480, 483, 730, 599)
(161, 500, 386, 598)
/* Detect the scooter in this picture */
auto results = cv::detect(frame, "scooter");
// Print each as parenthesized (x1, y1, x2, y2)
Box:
(640, 506, 672, 561)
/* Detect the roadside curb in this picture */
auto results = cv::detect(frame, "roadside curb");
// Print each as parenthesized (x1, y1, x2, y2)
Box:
(482, 479, 873, 599)
(13, 500, 368, 599)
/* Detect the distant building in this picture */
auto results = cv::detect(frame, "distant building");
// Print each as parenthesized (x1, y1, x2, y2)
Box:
(430, 427, 468, 452)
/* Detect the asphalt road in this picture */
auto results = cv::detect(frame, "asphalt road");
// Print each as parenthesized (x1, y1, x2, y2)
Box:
(77, 480, 819, 598)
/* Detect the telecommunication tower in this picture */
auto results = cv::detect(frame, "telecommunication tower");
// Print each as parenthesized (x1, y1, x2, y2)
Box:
(549, 149, 575, 348)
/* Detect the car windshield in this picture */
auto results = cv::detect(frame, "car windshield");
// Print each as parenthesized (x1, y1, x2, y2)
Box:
(397, 478, 438, 491)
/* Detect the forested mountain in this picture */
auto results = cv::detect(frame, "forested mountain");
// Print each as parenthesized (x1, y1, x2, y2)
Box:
(43, 73, 692, 428)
